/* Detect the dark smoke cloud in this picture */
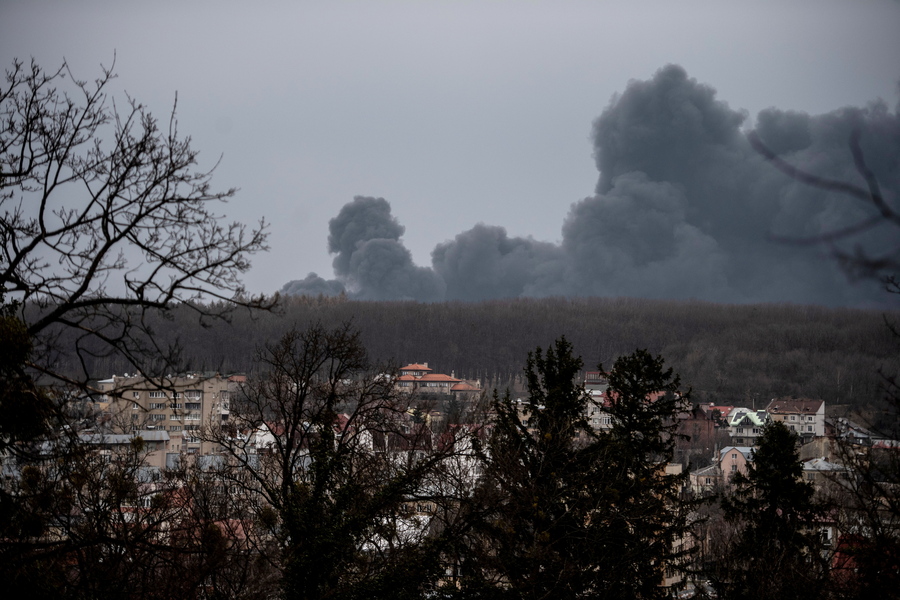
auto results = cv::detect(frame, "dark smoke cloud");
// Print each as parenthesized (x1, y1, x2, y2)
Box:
(327, 196, 405, 277)
(280, 272, 344, 297)
(282, 65, 899, 307)
(432, 224, 564, 301)
(282, 196, 444, 301)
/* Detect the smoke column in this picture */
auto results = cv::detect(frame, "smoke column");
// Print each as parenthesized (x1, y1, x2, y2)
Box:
(282, 65, 899, 307)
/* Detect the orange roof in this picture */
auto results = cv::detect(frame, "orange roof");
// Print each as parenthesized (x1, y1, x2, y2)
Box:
(419, 373, 461, 382)
(451, 382, 480, 392)
(400, 363, 432, 372)
(397, 374, 417, 381)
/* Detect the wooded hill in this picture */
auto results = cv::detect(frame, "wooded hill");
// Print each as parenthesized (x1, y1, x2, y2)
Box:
(66, 295, 897, 417)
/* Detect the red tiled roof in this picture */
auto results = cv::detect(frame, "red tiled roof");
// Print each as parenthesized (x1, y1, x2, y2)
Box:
(419, 373, 461, 382)
(397, 374, 417, 381)
(451, 382, 480, 392)
(400, 363, 432, 372)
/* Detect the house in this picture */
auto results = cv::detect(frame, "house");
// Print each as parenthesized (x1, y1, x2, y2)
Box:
(719, 446, 753, 481)
(726, 407, 769, 446)
(802, 457, 848, 493)
(584, 371, 608, 397)
(395, 363, 480, 396)
(765, 398, 825, 439)
(690, 464, 723, 496)
(698, 403, 735, 426)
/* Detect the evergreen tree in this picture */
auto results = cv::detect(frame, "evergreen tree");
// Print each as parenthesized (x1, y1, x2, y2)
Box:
(462, 341, 690, 599)
(709, 421, 828, 600)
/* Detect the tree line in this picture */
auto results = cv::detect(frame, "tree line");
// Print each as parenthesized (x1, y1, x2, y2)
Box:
(46, 294, 897, 416)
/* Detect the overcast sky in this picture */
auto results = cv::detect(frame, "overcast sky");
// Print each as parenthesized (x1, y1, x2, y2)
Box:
(3, 0, 899, 305)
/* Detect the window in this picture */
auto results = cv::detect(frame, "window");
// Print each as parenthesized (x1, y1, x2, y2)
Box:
(807, 416, 814, 421)
(132, 391, 140, 398)
(732, 453, 737, 459)
(731, 465, 737, 472)
(185, 413, 200, 421)
(169, 426, 182, 432)
(172, 392, 182, 399)
(132, 402, 139, 410)
(170, 414, 182, 421)
(807, 425, 814, 432)
(220, 391, 230, 401)
(149, 391, 166, 399)
(790, 425, 795, 431)
(185, 402, 201, 410)
(185, 390, 201, 399)
(169, 403, 182, 410)
(150, 414, 166, 421)
(790, 415, 796, 421)
(737, 427, 744, 434)
(752, 428, 760, 434)
(149, 402, 165, 410)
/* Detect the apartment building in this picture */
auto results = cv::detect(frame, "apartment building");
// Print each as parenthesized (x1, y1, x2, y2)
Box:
(765, 398, 825, 439)
(97, 373, 236, 456)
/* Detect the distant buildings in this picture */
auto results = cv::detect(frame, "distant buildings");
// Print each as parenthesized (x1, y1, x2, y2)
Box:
(396, 363, 481, 396)
(766, 398, 825, 440)
(96, 373, 237, 457)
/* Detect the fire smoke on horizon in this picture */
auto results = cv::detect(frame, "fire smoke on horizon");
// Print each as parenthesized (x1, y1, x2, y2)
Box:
(281, 65, 900, 307)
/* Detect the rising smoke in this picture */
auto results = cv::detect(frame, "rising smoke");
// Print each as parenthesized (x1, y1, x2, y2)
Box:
(281, 65, 900, 307)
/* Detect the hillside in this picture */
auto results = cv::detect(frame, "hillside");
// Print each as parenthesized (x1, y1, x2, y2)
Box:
(63, 295, 898, 416)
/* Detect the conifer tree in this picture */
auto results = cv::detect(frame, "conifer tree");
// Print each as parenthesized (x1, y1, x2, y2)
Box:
(710, 421, 828, 600)
(463, 341, 690, 599)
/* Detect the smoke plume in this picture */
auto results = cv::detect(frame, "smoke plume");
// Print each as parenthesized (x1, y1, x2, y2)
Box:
(281, 65, 899, 306)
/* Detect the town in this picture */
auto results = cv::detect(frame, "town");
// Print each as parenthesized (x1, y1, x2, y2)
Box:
(15, 342, 884, 598)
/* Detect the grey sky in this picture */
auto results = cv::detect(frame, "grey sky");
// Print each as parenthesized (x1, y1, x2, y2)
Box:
(3, 0, 899, 304)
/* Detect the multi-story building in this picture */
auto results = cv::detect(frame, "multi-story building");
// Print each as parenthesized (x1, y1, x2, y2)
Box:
(96, 373, 236, 457)
(765, 398, 825, 440)
(396, 363, 480, 396)
(726, 407, 768, 446)
(719, 446, 753, 481)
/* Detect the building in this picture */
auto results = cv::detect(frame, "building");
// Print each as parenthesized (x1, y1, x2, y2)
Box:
(726, 407, 768, 446)
(765, 398, 825, 440)
(719, 446, 753, 481)
(97, 373, 236, 457)
(396, 363, 480, 396)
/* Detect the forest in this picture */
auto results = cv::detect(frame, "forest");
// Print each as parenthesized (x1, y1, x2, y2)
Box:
(63, 294, 898, 418)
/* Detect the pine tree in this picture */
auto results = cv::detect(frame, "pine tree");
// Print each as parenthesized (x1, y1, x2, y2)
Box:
(462, 342, 690, 599)
(711, 421, 828, 600)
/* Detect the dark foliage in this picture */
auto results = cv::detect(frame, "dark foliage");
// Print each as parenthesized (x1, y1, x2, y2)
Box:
(460, 340, 690, 599)
(707, 421, 828, 600)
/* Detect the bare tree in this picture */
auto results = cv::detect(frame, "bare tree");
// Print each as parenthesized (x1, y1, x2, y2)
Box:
(0, 57, 271, 386)
(204, 323, 479, 600)
(0, 57, 273, 599)
(748, 129, 899, 292)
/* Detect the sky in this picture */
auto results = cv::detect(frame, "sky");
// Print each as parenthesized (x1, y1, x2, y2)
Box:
(3, 0, 899, 306)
